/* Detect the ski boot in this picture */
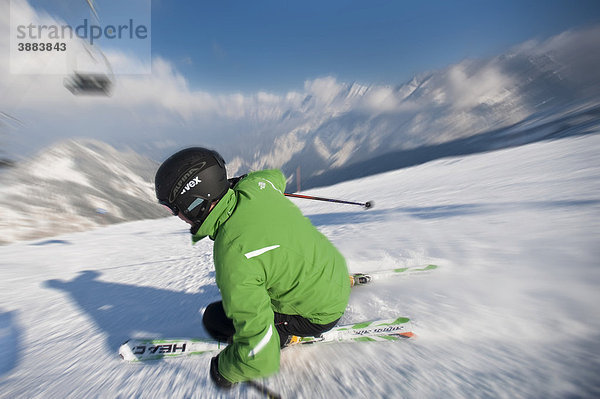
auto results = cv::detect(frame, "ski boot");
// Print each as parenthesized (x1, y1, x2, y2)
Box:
(350, 273, 372, 287)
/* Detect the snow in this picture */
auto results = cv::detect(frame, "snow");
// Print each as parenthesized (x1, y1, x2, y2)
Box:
(1, 134, 599, 398)
(29, 152, 92, 188)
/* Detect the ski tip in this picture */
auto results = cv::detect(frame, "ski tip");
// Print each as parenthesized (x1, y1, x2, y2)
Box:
(399, 332, 415, 339)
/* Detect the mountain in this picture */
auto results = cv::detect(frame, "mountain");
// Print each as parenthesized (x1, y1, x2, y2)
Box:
(304, 101, 600, 188)
(221, 27, 600, 189)
(2, 27, 599, 243)
(0, 139, 167, 244)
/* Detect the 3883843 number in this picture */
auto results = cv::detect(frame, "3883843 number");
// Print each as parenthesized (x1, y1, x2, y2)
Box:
(17, 42, 67, 51)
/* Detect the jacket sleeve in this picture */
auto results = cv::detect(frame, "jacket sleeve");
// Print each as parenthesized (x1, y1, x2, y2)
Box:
(214, 242, 281, 382)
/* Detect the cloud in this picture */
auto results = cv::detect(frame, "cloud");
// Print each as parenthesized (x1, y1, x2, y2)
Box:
(446, 63, 513, 108)
(361, 86, 400, 112)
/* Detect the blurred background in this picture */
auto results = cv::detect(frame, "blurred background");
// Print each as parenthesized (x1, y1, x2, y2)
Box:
(1, 0, 599, 243)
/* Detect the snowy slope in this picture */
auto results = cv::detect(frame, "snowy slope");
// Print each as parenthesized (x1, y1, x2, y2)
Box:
(0, 134, 599, 398)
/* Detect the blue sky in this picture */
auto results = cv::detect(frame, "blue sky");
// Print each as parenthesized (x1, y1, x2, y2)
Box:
(148, 0, 600, 93)
(23, 0, 600, 92)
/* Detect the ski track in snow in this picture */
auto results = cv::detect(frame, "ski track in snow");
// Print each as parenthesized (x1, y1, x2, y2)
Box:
(1, 135, 600, 398)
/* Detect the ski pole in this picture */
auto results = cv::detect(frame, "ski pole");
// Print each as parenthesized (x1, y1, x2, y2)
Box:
(284, 193, 373, 209)
(246, 380, 282, 399)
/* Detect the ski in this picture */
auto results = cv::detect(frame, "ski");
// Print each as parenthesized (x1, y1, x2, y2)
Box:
(119, 316, 414, 362)
(350, 264, 438, 286)
(287, 316, 414, 346)
(119, 338, 226, 362)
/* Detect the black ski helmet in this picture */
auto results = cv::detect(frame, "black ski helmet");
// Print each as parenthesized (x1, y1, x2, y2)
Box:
(155, 147, 229, 232)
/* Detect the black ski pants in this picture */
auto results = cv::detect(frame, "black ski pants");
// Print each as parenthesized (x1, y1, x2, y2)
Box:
(202, 301, 339, 348)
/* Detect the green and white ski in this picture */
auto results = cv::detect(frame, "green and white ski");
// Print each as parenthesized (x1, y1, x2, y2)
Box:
(350, 264, 438, 286)
(118, 316, 414, 362)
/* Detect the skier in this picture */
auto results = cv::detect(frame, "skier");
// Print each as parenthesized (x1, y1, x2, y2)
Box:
(154, 147, 350, 388)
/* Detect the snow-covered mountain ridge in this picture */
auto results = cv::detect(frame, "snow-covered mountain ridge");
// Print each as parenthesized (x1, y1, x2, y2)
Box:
(305, 100, 600, 188)
(2, 98, 598, 244)
(222, 27, 600, 188)
(0, 139, 167, 244)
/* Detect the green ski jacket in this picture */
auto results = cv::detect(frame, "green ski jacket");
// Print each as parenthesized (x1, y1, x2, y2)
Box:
(193, 170, 350, 383)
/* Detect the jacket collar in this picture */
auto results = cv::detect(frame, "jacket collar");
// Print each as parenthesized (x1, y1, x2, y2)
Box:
(192, 189, 236, 243)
